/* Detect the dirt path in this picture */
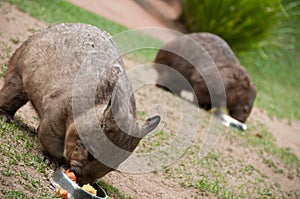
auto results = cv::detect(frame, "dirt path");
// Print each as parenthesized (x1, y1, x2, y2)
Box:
(1, 2, 300, 199)
(66, 0, 182, 42)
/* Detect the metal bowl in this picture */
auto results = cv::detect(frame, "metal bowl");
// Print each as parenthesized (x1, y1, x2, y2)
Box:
(218, 114, 247, 132)
(52, 167, 107, 199)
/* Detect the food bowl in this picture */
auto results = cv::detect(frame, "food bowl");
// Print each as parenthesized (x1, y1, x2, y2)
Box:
(52, 167, 107, 199)
(218, 114, 247, 132)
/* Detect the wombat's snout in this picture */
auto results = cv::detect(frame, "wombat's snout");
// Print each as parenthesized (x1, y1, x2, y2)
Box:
(230, 110, 248, 123)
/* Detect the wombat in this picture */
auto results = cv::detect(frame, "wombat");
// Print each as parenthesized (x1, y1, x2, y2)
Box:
(0, 23, 160, 184)
(154, 33, 257, 122)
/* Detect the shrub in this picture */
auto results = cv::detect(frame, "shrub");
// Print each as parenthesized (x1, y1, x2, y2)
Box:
(180, 0, 282, 51)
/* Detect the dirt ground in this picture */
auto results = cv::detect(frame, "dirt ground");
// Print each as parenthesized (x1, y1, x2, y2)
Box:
(1, 2, 300, 199)
(65, 0, 183, 42)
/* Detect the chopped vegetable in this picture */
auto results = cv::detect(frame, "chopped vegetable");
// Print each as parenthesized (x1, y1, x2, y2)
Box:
(82, 183, 97, 195)
(65, 169, 77, 182)
(57, 188, 68, 199)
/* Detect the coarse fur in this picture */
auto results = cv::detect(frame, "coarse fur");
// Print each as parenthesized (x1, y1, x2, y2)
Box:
(0, 23, 160, 184)
(154, 33, 257, 122)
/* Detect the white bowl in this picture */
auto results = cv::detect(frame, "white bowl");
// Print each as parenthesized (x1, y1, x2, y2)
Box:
(218, 114, 247, 131)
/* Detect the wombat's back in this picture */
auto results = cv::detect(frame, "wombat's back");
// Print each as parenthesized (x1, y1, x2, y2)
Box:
(14, 23, 126, 113)
(154, 32, 239, 78)
(187, 33, 239, 66)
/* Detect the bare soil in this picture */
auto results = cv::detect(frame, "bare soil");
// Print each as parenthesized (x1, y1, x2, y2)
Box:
(65, 0, 183, 42)
(1, 2, 300, 199)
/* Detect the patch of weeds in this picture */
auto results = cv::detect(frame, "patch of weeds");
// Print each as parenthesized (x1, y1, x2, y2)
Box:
(4, 43, 11, 58)
(136, 129, 175, 153)
(167, 150, 237, 198)
(193, 178, 235, 199)
(257, 187, 274, 198)
(136, 110, 146, 120)
(166, 134, 297, 198)
(0, 62, 7, 78)
(27, 28, 38, 33)
(0, 119, 58, 198)
(0, 42, 12, 60)
(244, 124, 300, 170)
(218, 123, 300, 197)
(262, 156, 284, 174)
(226, 122, 300, 173)
(2, 189, 28, 199)
(98, 180, 132, 199)
(10, 36, 20, 44)
(241, 164, 256, 175)
(208, 150, 222, 161)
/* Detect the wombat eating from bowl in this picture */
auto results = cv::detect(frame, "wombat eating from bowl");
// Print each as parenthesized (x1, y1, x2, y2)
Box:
(0, 23, 160, 184)
(154, 33, 257, 122)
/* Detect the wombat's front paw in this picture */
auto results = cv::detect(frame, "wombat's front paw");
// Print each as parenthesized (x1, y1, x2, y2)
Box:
(41, 150, 66, 167)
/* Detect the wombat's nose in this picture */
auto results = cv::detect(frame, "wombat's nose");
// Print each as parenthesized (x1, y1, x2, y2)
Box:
(235, 115, 247, 123)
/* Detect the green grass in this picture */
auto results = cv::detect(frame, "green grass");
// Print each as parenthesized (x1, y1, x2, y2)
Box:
(227, 123, 300, 180)
(0, 118, 129, 199)
(162, 124, 300, 198)
(238, 47, 300, 120)
(98, 181, 132, 199)
(165, 149, 291, 198)
(4, 0, 163, 62)
(238, 0, 300, 121)
(193, 177, 234, 198)
(4, 0, 126, 33)
(137, 129, 176, 154)
(0, 119, 60, 199)
(244, 124, 300, 169)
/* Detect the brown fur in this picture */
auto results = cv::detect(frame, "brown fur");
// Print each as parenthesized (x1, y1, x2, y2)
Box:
(154, 33, 257, 122)
(0, 23, 160, 184)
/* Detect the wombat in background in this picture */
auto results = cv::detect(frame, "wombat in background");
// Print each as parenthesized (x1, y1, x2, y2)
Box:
(154, 33, 257, 122)
(0, 23, 160, 184)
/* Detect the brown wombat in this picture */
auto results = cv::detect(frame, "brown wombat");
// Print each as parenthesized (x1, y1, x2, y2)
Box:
(154, 33, 257, 122)
(0, 23, 160, 184)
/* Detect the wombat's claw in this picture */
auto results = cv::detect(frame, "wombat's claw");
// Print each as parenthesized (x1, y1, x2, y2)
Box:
(0, 114, 14, 123)
(41, 151, 65, 168)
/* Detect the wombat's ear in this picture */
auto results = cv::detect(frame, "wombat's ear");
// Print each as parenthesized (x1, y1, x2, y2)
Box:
(103, 96, 119, 119)
(139, 115, 161, 137)
(234, 72, 250, 89)
(241, 75, 251, 89)
(101, 65, 122, 92)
